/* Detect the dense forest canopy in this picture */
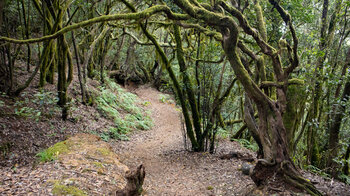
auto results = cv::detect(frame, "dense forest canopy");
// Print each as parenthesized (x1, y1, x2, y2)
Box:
(1, 0, 350, 195)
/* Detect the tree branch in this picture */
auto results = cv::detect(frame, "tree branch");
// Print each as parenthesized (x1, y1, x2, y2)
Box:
(123, 29, 174, 47)
(0, 5, 187, 44)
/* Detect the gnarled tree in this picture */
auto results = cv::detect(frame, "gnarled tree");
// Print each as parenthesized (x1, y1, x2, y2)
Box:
(0, 0, 324, 194)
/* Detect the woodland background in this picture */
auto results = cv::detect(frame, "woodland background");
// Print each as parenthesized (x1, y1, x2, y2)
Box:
(0, 0, 350, 195)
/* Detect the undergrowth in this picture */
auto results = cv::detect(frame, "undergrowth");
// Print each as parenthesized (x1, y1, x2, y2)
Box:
(36, 140, 71, 162)
(95, 77, 153, 141)
(12, 90, 60, 121)
(232, 138, 259, 152)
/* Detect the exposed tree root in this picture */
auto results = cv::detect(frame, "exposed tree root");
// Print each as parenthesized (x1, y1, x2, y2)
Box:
(281, 161, 323, 196)
(113, 164, 146, 196)
(251, 161, 323, 196)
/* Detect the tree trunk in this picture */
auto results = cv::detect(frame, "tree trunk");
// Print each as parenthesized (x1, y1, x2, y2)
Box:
(327, 81, 350, 174)
(57, 35, 68, 120)
(20, 0, 31, 72)
(343, 142, 350, 176)
(0, 0, 4, 31)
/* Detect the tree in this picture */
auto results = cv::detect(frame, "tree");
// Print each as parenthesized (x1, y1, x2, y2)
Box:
(169, 1, 319, 194)
(4, 0, 349, 194)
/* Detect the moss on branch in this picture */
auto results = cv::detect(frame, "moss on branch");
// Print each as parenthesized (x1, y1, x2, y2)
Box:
(0, 5, 187, 44)
(260, 79, 304, 88)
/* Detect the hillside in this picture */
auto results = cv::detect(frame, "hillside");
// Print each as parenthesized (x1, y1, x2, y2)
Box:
(0, 66, 349, 195)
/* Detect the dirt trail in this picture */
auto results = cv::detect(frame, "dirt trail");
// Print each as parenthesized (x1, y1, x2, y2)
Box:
(112, 86, 254, 196)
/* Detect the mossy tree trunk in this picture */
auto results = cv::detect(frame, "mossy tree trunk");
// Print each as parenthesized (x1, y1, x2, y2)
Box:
(326, 48, 350, 174)
(307, 0, 342, 166)
(173, 0, 322, 194)
(20, 0, 31, 72)
(0, 0, 4, 29)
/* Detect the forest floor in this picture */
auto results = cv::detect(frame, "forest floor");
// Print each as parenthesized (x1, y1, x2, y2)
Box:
(1, 69, 350, 195)
(111, 86, 255, 195)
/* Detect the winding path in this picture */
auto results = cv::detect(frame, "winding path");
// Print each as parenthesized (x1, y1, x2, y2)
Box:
(112, 86, 253, 195)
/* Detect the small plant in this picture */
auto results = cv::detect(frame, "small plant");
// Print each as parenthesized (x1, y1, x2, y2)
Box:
(33, 90, 59, 106)
(305, 165, 331, 179)
(142, 101, 151, 106)
(0, 92, 8, 98)
(12, 90, 60, 120)
(0, 100, 5, 107)
(14, 106, 41, 121)
(36, 141, 70, 162)
(36, 150, 55, 162)
(216, 127, 229, 139)
(108, 127, 129, 141)
(207, 186, 214, 190)
(159, 94, 173, 104)
(232, 138, 259, 152)
(99, 133, 111, 142)
(100, 127, 130, 141)
(0, 142, 11, 158)
(339, 174, 350, 185)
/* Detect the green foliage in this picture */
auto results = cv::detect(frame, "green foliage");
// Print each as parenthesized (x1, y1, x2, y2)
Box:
(33, 90, 59, 106)
(216, 127, 230, 139)
(232, 138, 258, 152)
(305, 165, 330, 179)
(0, 100, 5, 107)
(52, 181, 87, 196)
(142, 101, 151, 106)
(14, 106, 41, 120)
(159, 94, 173, 104)
(36, 141, 70, 162)
(95, 77, 153, 141)
(339, 174, 350, 185)
(13, 90, 61, 121)
(101, 127, 129, 141)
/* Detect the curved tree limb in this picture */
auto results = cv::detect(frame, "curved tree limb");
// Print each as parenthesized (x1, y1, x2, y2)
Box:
(0, 5, 188, 44)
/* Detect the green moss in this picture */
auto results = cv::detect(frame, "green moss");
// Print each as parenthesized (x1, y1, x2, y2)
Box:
(207, 186, 214, 190)
(96, 147, 111, 156)
(93, 161, 104, 168)
(254, 1, 267, 42)
(288, 78, 304, 85)
(36, 141, 71, 162)
(52, 182, 87, 196)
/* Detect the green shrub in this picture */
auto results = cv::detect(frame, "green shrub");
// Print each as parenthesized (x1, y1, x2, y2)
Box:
(305, 165, 330, 179)
(108, 127, 129, 141)
(95, 77, 153, 141)
(339, 174, 350, 185)
(232, 138, 258, 152)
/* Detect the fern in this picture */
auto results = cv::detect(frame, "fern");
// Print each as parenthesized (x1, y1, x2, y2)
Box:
(95, 76, 153, 141)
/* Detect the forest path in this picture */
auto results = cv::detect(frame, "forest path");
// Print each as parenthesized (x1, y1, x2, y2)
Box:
(111, 86, 253, 196)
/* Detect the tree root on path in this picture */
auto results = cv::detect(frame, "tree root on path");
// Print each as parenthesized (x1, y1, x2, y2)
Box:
(251, 161, 323, 196)
(112, 164, 146, 196)
(281, 161, 323, 196)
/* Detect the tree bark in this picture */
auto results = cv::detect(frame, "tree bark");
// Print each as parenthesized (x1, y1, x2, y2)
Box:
(0, 0, 4, 31)
(327, 81, 350, 174)
(173, 1, 322, 194)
